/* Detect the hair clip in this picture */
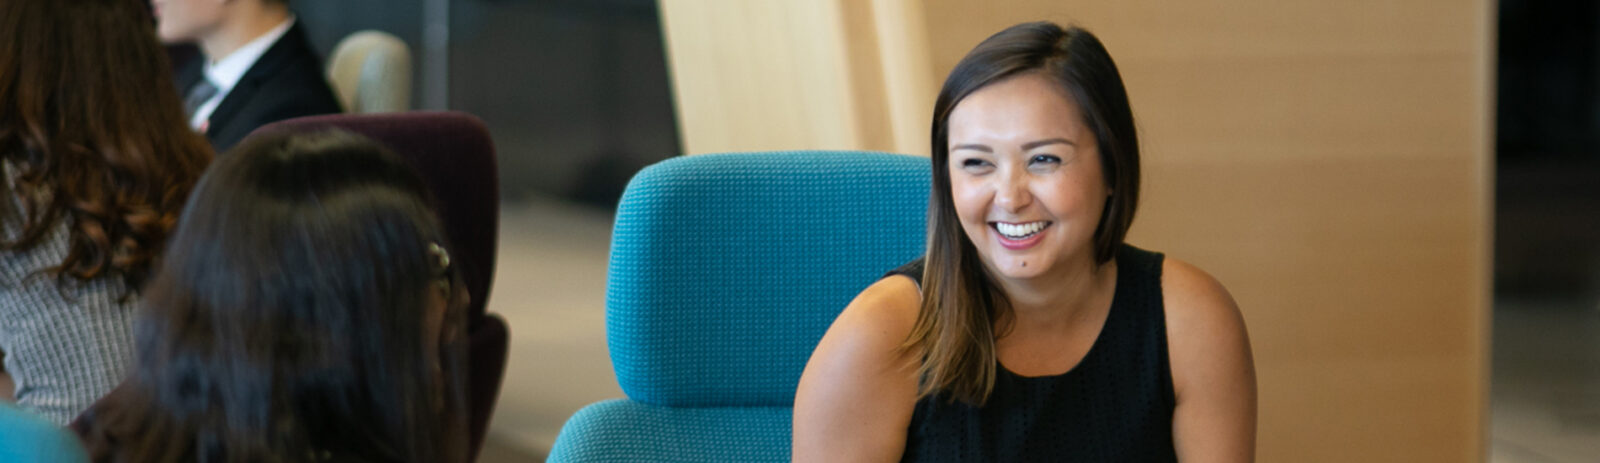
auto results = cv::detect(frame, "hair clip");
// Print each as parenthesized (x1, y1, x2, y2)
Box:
(428, 242, 453, 294)
(428, 242, 451, 271)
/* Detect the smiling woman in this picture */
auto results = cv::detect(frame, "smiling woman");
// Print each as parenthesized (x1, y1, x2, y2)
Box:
(794, 22, 1257, 462)
(946, 74, 1114, 281)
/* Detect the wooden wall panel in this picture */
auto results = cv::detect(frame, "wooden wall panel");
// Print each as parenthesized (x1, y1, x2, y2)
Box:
(657, 0, 935, 156)
(866, 0, 937, 157)
(657, 0, 865, 154)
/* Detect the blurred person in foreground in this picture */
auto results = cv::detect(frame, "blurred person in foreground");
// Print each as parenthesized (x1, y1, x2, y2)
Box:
(74, 130, 469, 462)
(0, 0, 211, 424)
(154, 0, 341, 152)
(795, 22, 1257, 462)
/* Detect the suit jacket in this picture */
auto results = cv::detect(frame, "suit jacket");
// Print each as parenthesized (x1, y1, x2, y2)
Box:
(176, 22, 343, 153)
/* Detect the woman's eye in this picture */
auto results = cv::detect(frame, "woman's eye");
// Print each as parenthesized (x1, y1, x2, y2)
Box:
(1030, 154, 1061, 165)
(962, 158, 992, 169)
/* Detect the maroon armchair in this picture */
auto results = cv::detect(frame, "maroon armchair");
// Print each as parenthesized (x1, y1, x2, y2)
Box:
(251, 111, 508, 461)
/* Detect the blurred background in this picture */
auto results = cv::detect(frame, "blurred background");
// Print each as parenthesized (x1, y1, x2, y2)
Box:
(1492, 1, 1600, 461)
(279, 0, 1592, 461)
(294, 0, 679, 206)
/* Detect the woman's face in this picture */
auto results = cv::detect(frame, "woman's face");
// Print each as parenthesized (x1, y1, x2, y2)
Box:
(946, 72, 1109, 282)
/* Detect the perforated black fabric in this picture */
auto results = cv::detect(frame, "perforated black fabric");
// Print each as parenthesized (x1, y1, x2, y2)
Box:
(891, 245, 1177, 462)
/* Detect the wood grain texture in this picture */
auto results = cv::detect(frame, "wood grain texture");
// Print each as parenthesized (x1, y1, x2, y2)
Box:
(658, 0, 864, 153)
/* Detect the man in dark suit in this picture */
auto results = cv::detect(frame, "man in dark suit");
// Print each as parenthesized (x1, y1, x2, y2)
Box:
(155, 0, 341, 152)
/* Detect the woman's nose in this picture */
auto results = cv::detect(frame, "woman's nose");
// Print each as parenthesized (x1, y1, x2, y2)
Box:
(992, 169, 1032, 212)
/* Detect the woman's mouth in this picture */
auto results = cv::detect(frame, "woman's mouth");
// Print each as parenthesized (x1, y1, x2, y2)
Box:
(991, 221, 1051, 250)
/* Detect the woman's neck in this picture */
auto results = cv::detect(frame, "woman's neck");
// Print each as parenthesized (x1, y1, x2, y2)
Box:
(993, 251, 1116, 328)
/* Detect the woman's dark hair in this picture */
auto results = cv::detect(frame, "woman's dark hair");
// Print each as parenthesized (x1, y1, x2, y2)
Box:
(0, 0, 212, 292)
(76, 131, 468, 463)
(905, 22, 1141, 405)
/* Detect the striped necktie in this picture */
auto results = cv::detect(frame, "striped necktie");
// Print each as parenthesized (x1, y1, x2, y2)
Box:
(183, 78, 218, 118)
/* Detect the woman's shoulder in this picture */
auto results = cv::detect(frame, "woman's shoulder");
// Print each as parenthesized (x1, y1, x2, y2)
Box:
(1156, 254, 1253, 397)
(800, 269, 923, 377)
(1157, 255, 1238, 319)
(881, 257, 925, 289)
(793, 268, 924, 461)
(839, 271, 923, 343)
(1157, 255, 1246, 344)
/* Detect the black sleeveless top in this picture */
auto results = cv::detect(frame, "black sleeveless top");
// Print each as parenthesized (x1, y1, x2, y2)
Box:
(887, 245, 1177, 462)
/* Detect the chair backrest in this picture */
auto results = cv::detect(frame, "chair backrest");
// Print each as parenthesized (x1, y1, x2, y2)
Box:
(252, 112, 499, 321)
(326, 30, 412, 113)
(607, 151, 929, 407)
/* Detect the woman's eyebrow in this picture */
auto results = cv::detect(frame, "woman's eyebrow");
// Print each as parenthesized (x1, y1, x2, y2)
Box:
(1021, 138, 1074, 150)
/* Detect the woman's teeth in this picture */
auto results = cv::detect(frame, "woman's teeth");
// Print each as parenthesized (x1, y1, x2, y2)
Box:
(995, 221, 1048, 240)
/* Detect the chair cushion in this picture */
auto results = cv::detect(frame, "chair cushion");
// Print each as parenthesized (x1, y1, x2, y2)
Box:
(607, 151, 929, 407)
(0, 404, 89, 462)
(548, 399, 791, 463)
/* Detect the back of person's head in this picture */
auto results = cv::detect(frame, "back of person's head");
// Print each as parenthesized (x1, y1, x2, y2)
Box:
(76, 131, 467, 463)
(0, 0, 212, 291)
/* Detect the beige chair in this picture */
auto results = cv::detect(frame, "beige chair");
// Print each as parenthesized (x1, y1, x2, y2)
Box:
(326, 31, 412, 113)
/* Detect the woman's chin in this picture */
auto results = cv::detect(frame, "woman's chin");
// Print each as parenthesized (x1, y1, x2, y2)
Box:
(984, 255, 1052, 281)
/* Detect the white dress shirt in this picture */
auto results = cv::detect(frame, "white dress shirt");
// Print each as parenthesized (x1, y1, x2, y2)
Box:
(190, 17, 297, 130)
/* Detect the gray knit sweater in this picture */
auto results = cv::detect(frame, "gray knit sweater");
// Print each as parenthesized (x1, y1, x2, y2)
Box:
(0, 165, 137, 425)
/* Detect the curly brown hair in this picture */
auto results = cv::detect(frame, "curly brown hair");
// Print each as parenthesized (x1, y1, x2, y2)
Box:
(0, 0, 212, 292)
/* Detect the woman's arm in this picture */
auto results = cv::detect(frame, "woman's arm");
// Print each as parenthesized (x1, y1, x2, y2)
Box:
(1163, 258, 1258, 462)
(794, 276, 923, 463)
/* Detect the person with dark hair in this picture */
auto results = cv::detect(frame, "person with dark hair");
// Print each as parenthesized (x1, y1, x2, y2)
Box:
(795, 22, 1257, 461)
(154, 0, 341, 152)
(0, 0, 211, 424)
(74, 130, 469, 463)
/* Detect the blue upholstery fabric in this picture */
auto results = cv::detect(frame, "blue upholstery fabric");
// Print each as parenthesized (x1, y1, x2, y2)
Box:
(550, 151, 929, 461)
(0, 403, 89, 462)
(607, 151, 929, 407)
(548, 399, 791, 462)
